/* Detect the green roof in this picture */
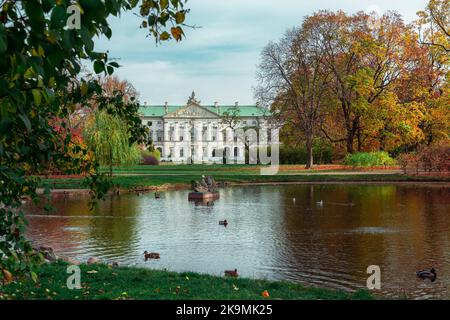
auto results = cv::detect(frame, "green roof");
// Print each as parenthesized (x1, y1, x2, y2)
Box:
(139, 105, 268, 117)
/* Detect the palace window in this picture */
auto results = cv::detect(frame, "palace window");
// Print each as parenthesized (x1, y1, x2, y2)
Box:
(180, 136, 184, 142)
(147, 121, 152, 126)
(157, 130, 163, 142)
(180, 148, 184, 157)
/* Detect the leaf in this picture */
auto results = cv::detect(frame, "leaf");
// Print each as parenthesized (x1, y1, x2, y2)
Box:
(81, 27, 94, 52)
(0, 24, 7, 53)
(175, 11, 185, 24)
(2, 269, 13, 283)
(50, 6, 66, 29)
(31, 272, 38, 283)
(160, 31, 170, 41)
(80, 82, 88, 96)
(148, 14, 157, 26)
(93, 60, 105, 74)
(19, 114, 32, 132)
(31, 89, 42, 106)
(171, 27, 183, 41)
(160, 0, 169, 10)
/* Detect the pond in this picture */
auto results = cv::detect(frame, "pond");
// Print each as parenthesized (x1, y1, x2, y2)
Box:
(24, 183, 450, 299)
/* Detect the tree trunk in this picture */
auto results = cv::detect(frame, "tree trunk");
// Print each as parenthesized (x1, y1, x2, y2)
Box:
(357, 127, 362, 152)
(346, 134, 354, 154)
(305, 132, 314, 169)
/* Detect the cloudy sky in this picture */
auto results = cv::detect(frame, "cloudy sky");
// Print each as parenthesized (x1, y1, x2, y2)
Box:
(95, 0, 428, 105)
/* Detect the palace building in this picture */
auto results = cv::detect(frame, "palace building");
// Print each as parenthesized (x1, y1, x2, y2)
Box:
(139, 92, 278, 163)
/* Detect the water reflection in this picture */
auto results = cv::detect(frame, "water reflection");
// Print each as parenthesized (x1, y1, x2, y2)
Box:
(24, 183, 450, 299)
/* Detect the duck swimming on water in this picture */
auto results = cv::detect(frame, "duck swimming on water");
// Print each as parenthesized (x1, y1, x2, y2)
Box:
(416, 268, 436, 282)
(224, 269, 238, 277)
(144, 251, 160, 260)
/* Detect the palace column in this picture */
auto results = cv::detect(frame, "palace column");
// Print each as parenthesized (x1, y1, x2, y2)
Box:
(195, 121, 203, 162)
(163, 120, 170, 158)
(173, 122, 180, 161)
(206, 122, 212, 160)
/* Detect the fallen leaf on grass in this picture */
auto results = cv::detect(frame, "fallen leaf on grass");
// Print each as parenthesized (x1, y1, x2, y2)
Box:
(2, 269, 13, 283)
(87, 270, 98, 274)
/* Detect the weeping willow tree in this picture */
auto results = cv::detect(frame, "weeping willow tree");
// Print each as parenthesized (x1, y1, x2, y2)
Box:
(84, 110, 141, 176)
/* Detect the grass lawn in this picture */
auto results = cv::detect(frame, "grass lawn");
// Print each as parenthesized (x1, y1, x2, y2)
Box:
(0, 261, 374, 300)
(39, 171, 449, 190)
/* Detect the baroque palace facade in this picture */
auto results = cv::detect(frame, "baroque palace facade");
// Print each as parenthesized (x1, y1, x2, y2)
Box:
(139, 92, 278, 163)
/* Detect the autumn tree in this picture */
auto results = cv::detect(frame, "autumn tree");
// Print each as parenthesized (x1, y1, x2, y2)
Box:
(417, 0, 450, 52)
(414, 0, 450, 145)
(256, 22, 330, 168)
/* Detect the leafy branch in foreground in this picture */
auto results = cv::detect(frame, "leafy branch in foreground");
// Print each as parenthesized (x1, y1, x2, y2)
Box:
(0, 0, 189, 282)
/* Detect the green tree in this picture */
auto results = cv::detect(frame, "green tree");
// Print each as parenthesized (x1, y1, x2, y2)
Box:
(85, 110, 141, 176)
(0, 0, 190, 281)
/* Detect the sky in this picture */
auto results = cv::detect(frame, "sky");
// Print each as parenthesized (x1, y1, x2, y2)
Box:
(95, 0, 429, 105)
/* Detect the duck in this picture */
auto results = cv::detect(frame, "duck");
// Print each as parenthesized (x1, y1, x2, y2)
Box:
(219, 219, 228, 226)
(154, 192, 161, 199)
(224, 269, 238, 277)
(416, 268, 436, 282)
(144, 251, 160, 260)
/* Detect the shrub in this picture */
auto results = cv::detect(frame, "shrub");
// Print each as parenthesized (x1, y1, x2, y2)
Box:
(398, 141, 450, 174)
(277, 141, 333, 165)
(344, 151, 396, 167)
(396, 153, 419, 174)
(142, 155, 159, 165)
(141, 148, 161, 165)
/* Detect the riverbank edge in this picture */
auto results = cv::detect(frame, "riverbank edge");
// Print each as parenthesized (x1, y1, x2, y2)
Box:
(39, 173, 450, 194)
(0, 261, 376, 300)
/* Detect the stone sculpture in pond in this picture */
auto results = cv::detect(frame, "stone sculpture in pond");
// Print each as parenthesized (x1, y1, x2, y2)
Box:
(188, 176, 220, 201)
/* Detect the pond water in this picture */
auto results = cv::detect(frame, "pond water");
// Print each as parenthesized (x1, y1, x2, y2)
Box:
(24, 183, 450, 299)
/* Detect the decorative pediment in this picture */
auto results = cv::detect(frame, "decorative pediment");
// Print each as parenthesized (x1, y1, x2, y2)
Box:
(164, 102, 219, 119)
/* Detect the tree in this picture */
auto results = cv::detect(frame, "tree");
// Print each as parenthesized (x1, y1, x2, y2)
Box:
(415, 0, 450, 145)
(417, 0, 450, 52)
(0, 0, 190, 281)
(255, 23, 330, 168)
(84, 110, 141, 176)
(310, 11, 429, 153)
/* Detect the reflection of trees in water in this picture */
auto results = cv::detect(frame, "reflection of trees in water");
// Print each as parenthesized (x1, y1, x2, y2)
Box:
(86, 194, 141, 259)
(280, 184, 450, 295)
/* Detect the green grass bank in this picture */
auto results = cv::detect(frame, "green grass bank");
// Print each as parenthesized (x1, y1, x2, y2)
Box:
(0, 261, 374, 300)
